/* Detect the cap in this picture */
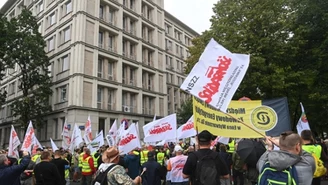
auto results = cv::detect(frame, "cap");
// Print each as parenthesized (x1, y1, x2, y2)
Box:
(147, 151, 155, 158)
(36, 148, 43, 152)
(198, 130, 213, 142)
(174, 145, 183, 152)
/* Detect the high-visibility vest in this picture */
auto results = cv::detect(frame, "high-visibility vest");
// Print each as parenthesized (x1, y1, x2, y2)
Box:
(81, 156, 92, 173)
(78, 152, 85, 168)
(157, 152, 165, 165)
(64, 158, 70, 179)
(140, 150, 149, 165)
(92, 152, 99, 168)
(228, 140, 235, 153)
(32, 154, 41, 162)
(302, 145, 322, 158)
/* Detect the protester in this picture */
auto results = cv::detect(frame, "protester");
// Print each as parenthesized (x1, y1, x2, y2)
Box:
(81, 148, 96, 185)
(0, 151, 30, 185)
(219, 144, 232, 185)
(124, 150, 141, 179)
(232, 144, 245, 185)
(94, 146, 142, 185)
(18, 150, 35, 185)
(301, 130, 325, 185)
(182, 130, 230, 185)
(34, 151, 62, 185)
(167, 145, 189, 185)
(257, 131, 315, 185)
(142, 151, 162, 185)
(72, 148, 81, 182)
(51, 150, 69, 185)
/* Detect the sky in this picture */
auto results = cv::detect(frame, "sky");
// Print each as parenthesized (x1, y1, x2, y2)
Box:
(0, 0, 217, 33)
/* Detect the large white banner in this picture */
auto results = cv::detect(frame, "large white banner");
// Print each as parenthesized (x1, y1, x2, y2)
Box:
(106, 120, 117, 147)
(143, 114, 177, 143)
(50, 138, 59, 151)
(61, 120, 71, 150)
(180, 38, 250, 112)
(89, 130, 104, 153)
(296, 102, 311, 135)
(32, 135, 43, 155)
(118, 123, 141, 154)
(8, 125, 21, 158)
(21, 121, 35, 153)
(70, 124, 83, 152)
(177, 115, 196, 139)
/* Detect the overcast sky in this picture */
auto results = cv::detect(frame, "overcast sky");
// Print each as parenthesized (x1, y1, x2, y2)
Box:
(0, 0, 217, 33)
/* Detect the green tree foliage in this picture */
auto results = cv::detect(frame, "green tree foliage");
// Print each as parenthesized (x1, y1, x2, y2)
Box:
(184, 0, 328, 132)
(4, 8, 52, 129)
(176, 97, 193, 125)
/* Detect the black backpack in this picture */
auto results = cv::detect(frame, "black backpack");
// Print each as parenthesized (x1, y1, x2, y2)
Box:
(193, 151, 219, 185)
(92, 164, 117, 185)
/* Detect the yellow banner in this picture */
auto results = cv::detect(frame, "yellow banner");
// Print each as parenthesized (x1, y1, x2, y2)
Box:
(193, 97, 270, 138)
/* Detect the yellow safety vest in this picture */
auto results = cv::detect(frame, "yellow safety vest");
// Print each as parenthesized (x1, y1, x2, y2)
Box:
(140, 150, 149, 165)
(228, 140, 235, 153)
(92, 153, 99, 168)
(64, 158, 70, 179)
(32, 154, 41, 162)
(157, 152, 165, 165)
(302, 145, 322, 158)
(81, 156, 92, 173)
(78, 152, 84, 168)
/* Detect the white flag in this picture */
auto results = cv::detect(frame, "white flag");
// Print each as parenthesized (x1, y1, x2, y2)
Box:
(180, 38, 250, 112)
(70, 124, 83, 152)
(296, 102, 311, 135)
(89, 130, 104, 153)
(143, 114, 177, 143)
(153, 114, 156, 121)
(177, 115, 196, 139)
(21, 121, 35, 153)
(32, 135, 43, 155)
(106, 120, 117, 147)
(61, 120, 71, 149)
(135, 122, 140, 138)
(50, 138, 59, 151)
(118, 123, 141, 154)
(217, 136, 230, 145)
(84, 115, 93, 144)
(8, 125, 21, 158)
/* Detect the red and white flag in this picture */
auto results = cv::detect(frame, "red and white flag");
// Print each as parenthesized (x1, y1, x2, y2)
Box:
(21, 121, 35, 154)
(8, 125, 21, 158)
(70, 124, 83, 152)
(61, 120, 71, 149)
(143, 113, 177, 143)
(84, 115, 92, 144)
(32, 135, 43, 155)
(118, 123, 141, 154)
(106, 120, 117, 147)
(177, 115, 196, 139)
(180, 38, 250, 112)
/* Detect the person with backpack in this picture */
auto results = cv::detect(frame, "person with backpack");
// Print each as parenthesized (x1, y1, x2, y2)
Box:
(218, 144, 232, 185)
(93, 147, 142, 185)
(257, 131, 315, 185)
(301, 130, 327, 185)
(232, 144, 245, 185)
(182, 130, 230, 185)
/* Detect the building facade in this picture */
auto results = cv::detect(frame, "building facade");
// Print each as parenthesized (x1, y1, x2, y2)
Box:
(0, 0, 198, 147)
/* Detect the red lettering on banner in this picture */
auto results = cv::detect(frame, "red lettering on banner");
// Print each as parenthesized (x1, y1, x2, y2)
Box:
(23, 129, 34, 149)
(119, 134, 137, 146)
(182, 122, 194, 131)
(149, 123, 172, 135)
(199, 56, 232, 103)
(12, 130, 17, 138)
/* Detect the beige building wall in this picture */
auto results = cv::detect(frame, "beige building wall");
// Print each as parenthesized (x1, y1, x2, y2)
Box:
(0, 0, 198, 147)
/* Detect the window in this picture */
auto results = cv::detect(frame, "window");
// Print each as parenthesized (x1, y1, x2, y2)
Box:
(97, 87, 103, 108)
(109, 8, 114, 24)
(99, 5, 104, 19)
(60, 85, 67, 102)
(9, 81, 15, 94)
(64, 27, 70, 42)
(108, 62, 113, 79)
(108, 89, 115, 110)
(65, 0, 72, 14)
(98, 59, 103, 78)
(39, 1, 44, 13)
(108, 36, 114, 50)
(48, 37, 54, 51)
(98, 118, 105, 133)
(130, 0, 135, 10)
(98, 32, 103, 47)
(49, 12, 56, 26)
(62, 55, 69, 71)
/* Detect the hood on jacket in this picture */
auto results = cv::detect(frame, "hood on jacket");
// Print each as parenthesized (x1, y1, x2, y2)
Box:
(267, 150, 301, 171)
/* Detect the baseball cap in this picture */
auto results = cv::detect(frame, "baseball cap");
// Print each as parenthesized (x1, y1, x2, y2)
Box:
(198, 130, 213, 142)
(174, 145, 183, 152)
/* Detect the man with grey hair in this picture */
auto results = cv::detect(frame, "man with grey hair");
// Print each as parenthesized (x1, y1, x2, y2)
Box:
(0, 151, 31, 185)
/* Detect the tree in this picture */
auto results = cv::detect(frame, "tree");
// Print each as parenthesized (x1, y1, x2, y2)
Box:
(176, 97, 193, 125)
(5, 8, 52, 129)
